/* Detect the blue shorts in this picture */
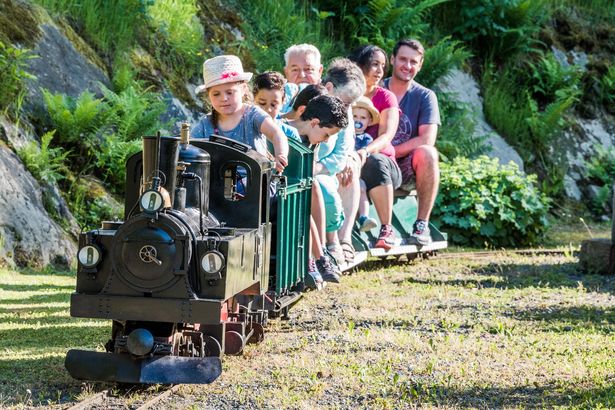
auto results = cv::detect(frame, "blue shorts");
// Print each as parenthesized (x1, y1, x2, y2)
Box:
(315, 174, 344, 233)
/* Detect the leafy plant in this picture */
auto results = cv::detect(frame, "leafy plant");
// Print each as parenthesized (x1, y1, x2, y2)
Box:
(436, 93, 489, 161)
(33, 0, 146, 59)
(599, 64, 615, 108)
(95, 136, 142, 190)
(433, 0, 547, 61)
(146, 0, 204, 74)
(417, 37, 471, 89)
(526, 53, 582, 105)
(584, 146, 615, 215)
(0, 41, 35, 114)
(433, 155, 550, 247)
(17, 131, 69, 186)
(327, 0, 448, 51)
(238, 0, 338, 72)
(42, 90, 109, 145)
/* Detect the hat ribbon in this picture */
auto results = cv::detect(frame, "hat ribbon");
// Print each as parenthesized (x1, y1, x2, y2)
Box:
(220, 71, 239, 79)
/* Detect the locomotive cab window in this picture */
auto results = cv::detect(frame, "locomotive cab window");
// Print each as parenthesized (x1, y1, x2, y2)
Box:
(223, 163, 249, 201)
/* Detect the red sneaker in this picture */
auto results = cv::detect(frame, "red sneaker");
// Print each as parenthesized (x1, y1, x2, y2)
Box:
(374, 224, 395, 250)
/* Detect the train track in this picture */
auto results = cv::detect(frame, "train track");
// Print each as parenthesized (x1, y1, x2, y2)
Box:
(435, 248, 578, 259)
(67, 385, 182, 409)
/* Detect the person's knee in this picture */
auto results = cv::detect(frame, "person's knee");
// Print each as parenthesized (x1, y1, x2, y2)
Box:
(412, 145, 439, 172)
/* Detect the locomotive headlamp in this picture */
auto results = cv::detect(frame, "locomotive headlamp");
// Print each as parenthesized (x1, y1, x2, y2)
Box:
(140, 189, 164, 213)
(78, 245, 101, 268)
(201, 251, 225, 275)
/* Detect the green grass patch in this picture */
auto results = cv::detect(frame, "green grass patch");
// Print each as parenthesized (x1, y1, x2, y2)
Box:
(0, 268, 108, 407)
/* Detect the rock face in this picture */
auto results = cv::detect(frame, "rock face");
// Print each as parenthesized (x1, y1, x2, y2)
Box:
(0, 144, 76, 269)
(438, 69, 525, 171)
(24, 24, 111, 115)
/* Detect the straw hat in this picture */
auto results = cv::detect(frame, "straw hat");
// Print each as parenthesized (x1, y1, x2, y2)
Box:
(352, 96, 380, 125)
(195, 55, 253, 95)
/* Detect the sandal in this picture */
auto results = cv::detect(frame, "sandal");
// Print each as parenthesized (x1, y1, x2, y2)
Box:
(340, 240, 355, 264)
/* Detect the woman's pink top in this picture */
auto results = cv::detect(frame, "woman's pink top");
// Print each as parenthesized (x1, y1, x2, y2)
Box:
(365, 86, 398, 159)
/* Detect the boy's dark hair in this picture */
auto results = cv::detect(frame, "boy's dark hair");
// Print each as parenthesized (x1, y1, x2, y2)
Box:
(300, 95, 348, 129)
(392, 39, 425, 58)
(348, 44, 388, 73)
(292, 84, 327, 111)
(253, 71, 286, 94)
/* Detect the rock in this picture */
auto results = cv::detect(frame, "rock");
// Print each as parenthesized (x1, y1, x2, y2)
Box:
(0, 144, 76, 269)
(563, 174, 582, 200)
(579, 238, 613, 275)
(438, 69, 524, 171)
(159, 90, 202, 134)
(0, 114, 37, 150)
(23, 23, 111, 116)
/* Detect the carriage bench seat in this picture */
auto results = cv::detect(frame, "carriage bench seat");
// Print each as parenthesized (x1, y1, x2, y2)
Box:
(394, 188, 417, 197)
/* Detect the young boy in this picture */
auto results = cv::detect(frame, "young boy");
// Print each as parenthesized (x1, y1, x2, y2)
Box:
(287, 92, 349, 289)
(352, 97, 380, 232)
(253, 71, 301, 142)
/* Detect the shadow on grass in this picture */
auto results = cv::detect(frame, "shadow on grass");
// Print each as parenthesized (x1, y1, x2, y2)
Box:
(0, 292, 70, 306)
(391, 260, 615, 294)
(0, 283, 75, 292)
(509, 304, 615, 332)
(420, 382, 615, 408)
(0, 356, 110, 407)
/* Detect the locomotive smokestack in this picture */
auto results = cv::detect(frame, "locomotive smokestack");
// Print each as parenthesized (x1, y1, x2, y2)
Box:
(142, 134, 181, 207)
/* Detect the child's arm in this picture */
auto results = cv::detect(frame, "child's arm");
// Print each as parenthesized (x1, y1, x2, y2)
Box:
(260, 117, 289, 172)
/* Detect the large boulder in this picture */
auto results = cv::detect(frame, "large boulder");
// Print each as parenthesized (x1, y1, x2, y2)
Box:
(24, 23, 111, 116)
(0, 143, 76, 269)
(438, 69, 524, 171)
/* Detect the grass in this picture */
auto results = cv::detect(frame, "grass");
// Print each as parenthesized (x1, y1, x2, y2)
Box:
(0, 223, 613, 408)
(0, 268, 108, 407)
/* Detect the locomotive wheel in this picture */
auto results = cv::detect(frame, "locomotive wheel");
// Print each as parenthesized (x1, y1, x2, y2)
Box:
(204, 336, 222, 358)
(224, 331, 245, 355)
(247, 323, 265, 344)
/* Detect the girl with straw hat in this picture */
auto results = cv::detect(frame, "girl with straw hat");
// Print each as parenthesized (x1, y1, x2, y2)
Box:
(192, 55, 288, 172)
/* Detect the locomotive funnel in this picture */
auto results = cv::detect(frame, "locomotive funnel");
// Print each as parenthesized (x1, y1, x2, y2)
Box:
(65, 349, 222, 384)
(142, 135, 180, 206)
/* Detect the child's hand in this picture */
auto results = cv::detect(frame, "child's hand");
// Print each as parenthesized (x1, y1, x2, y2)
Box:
(275, 154, 288, 172)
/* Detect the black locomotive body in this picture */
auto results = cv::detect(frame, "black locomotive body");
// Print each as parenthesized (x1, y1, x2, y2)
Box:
(66, 130, 274, 384)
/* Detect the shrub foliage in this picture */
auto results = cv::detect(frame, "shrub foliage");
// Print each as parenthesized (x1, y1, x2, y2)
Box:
(433, 156, 549, 247)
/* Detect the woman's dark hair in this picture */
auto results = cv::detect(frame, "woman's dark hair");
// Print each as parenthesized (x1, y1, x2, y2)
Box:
(348, 45, 388, 73)
(292, 84, 327, 111)
(300, 95, 348, 129)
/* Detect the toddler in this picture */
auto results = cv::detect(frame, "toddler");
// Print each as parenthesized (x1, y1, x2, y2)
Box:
(352, 96, 380, 232)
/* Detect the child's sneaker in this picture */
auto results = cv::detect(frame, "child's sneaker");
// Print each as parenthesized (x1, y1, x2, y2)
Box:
(411, 219, 432, 246)
(306, 257, 324, 290)
(316, 255, 341, 283)
(358, 215, 378, 232)
(374, 224, 395, 250)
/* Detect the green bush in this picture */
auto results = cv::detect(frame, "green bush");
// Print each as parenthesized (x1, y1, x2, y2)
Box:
(584, 146, 615, 215)
(0, 41, 35, 114)
(34, 0, 146, 59)
(17, 131, 69, 186)
(315, 0, 446, 51)
(433, 156, 550, 247)
(432, 0, 547, 61)
(146, 0, 204, 75)
(42, 84, 164, 197)
(436, 93, 489, 161)
(237, 0, 338, 72)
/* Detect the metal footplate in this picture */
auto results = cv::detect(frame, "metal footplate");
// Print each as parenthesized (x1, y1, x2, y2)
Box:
(65, 349, 222, 384)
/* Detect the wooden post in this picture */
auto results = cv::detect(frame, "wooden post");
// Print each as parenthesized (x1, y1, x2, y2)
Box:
(609, 183, 615, 274)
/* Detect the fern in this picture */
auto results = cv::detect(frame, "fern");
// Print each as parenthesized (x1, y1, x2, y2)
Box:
(17, 131, 69, 186)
